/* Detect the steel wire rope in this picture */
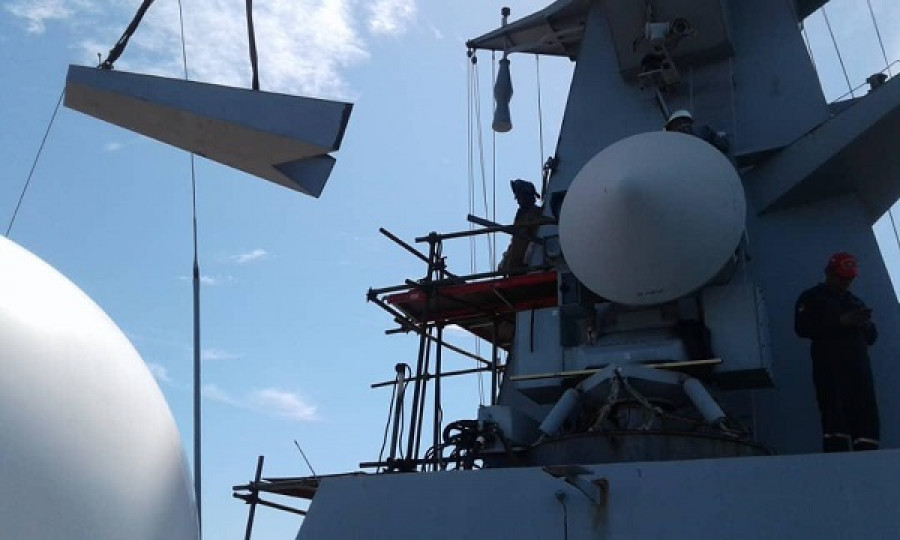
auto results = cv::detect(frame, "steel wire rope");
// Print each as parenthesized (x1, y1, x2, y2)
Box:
(886, 206, 900, 287)
(174, 0, 203, 532)
(865, 0, 893, 76)
(535, 54, 545, 185)
(99, 0, 156, 69)
(822, 8, 855, 98)
(470, 52, 489, 405)
(467, 52, 486, 405)
(783, 0, 818, 77)
(491, 50, 498, 269)
(5, 88, 64, 237)
(245, 0, 260, 90)
(472, 54, 494, 265)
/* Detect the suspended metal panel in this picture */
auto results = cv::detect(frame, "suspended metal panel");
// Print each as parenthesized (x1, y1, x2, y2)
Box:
(64, 65, 352, 197)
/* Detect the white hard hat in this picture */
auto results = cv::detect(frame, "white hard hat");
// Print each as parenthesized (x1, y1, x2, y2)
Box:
(666, 109, 693, 125)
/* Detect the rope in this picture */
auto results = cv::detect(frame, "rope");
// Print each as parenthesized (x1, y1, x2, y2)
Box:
(472, 54, 493, 264)
(887, 206, 900, 275)
(865, 0, 892, 76)
(535, 54, 545, 178)
(245, 0, 260, 90)
(99, 0, 156, 69)
(5, 88, 64, 237)
(467, 51, 486, 406)
(822, 8, 854, 98)
(491, 50, 498, 269)
(177, 0, 190, 78)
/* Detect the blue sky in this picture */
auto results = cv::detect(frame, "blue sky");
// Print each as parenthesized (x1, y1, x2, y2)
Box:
(1, 0, 898, 538)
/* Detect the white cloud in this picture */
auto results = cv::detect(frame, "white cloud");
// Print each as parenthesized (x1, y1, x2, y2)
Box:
(202, 383, 240, 406)
(249, 388, 317, 421)
(201, 348, 240, 361)
(202, 384, 317, 421)
(5, 0, 75, 34)
(103, 141, 123, 152)
(428, 23, 443, 41)
(146, 362, 172, 384)
(231, 248, 268, 264)
(6, 0, 401, 97)
(177, 274, 234, 285)
(367, 0, 416, 37)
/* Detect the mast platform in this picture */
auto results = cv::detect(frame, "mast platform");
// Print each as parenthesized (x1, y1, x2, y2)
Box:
(384, 270, 558, 349)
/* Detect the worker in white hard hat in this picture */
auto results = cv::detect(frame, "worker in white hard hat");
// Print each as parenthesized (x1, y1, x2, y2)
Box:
(664, 109, 731, 155)
(665, 109, 694, 133)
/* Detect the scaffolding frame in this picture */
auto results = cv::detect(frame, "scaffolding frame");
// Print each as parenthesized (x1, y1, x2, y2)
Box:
(365, 218, 557, 472)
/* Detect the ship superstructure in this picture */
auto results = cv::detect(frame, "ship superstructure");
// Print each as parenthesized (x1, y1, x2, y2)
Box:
(231, 0, 900, 537)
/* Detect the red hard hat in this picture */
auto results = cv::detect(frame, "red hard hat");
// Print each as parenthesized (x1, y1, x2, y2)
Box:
(826, 252, 858, 279)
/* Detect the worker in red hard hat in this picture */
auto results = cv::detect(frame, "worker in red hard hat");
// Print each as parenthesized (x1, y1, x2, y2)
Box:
(498, 179, 543, 274)
(795, 252, 880, 452)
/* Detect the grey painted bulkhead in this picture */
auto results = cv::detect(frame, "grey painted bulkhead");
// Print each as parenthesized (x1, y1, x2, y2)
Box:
(297, 0, 900, 536)
(298, 449, 900, 539)
(515, 0, 900, 453)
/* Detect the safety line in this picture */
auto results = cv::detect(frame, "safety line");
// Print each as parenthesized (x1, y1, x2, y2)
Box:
(535, 54, 545, 180)
(5, 88, 64, 238)
(491, 50, 498, 269)
(822, 8, 854, 98)
(865, 0, 892, 76)
(175, 0, 203, 534)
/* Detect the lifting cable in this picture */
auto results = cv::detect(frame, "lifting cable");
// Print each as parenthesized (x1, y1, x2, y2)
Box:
(471, 53, 494, 265)
(886, 207, 900, 279)
(245, 0, 260, 90)
(466, 50, 486, 406)
(490, 50, 498, 269)
(99, 0, 156, 69)
(5, 88, 64, 237)
(535, 54, 545, 182)
(821, 8, 855, 98)
(864, 1, 900, 265)
(865, 0, 892, 76)
(173, 0, 203, 533)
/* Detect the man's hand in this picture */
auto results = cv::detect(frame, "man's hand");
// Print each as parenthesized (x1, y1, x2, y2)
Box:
(840, 308, 872, 326)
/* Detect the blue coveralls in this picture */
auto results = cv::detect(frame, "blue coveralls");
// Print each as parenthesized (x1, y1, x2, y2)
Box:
(794, 283, 879, 451)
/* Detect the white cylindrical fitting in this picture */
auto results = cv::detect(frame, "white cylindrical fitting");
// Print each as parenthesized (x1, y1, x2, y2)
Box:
(683, 377, 726, 425)
(539, 388, 581, 436)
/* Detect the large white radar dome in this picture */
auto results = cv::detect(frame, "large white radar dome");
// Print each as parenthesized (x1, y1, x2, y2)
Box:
(559, 131, 745, 305)
(0, 236, 198, 539)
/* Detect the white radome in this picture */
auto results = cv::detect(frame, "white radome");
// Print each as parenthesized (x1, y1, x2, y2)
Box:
(0, 236, 198, 539)
(559, 131, 746, 305)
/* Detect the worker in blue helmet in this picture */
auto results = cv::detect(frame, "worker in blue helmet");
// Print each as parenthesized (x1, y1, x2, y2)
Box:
(499, 180, 543, 274)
